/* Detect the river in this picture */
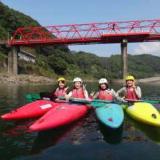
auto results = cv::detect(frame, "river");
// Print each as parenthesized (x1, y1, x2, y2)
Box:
(0, 83, 160, 160)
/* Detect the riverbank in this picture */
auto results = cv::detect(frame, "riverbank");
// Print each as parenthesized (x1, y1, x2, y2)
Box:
(0, 74, 54, 84)
(0, 74, 160, 85)
(138, 77, 160, 84)
(112, 77, 160, 84)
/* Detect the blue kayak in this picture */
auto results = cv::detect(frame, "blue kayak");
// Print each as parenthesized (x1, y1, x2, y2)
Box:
(95, 103, 124, 128)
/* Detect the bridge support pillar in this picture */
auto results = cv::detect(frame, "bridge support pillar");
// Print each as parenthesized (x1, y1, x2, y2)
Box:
(8, 47, 19, 75)
(121, 39, 128, 79)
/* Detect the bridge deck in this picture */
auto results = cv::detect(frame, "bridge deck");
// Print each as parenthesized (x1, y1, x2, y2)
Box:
(8, 19, 160, 46)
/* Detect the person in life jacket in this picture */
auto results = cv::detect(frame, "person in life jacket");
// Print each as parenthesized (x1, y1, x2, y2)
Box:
(116, 75, 142, 101)
(91, 78, 117, 101)
(51, 77, 68, 102)
(65, 77, 89, 99)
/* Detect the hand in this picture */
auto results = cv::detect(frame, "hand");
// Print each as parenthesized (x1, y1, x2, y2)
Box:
(119, 97, 127, 103)
(122, 99, 128, 103)
(90, 91, 95, 97)
(65, 95, 70, 102)
(132, 82, 136, 88)
(42, 97, 51, 100)
(65, 87, 69, 91)
(86, 97, 92, 101)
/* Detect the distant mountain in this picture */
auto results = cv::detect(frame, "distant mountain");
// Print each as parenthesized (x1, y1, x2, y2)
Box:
(101, 54, 160, 79)
(0, 2, 160, 79)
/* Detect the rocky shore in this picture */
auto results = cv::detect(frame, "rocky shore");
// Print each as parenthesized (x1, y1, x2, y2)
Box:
(138, 77, 160, 84)
(0, 74, 160, 85)
(0, 74, 54, 84)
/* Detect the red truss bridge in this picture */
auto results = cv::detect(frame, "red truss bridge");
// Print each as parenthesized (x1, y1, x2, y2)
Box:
(9, 19, 160, 46)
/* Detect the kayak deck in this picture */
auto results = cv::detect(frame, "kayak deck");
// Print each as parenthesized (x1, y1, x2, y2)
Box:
(29, 103, 89, 131)
(1, 100, 57, 120)
(126, 102, 160, 127)
(95, 103, 124, 128)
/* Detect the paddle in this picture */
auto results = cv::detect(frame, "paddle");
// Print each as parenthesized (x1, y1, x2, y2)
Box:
(124, 99, 143, 102)
(59, 96, 151, 103)
(142, 99, 160, 104)
(58, 96, 114, 107)
(58, 96, 160, 108)
(58, 96, 142, 108)
(25, 93, 41, 102)
(25, 92, 160, 104)
(126, 98, 160, 104)
(25, 92, 51, 102)
(110, 98, 160, 104)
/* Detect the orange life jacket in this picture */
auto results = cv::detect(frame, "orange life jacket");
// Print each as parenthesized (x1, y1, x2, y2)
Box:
(98, 90, 113, 100)
(54, 87, 68, 97)
(125, 87, 139, 100)
(71, 88, 85, 98)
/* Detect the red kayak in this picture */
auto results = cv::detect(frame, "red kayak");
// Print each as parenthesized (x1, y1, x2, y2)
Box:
(29, 103, 89, 132)
(1, 100, 59, 120)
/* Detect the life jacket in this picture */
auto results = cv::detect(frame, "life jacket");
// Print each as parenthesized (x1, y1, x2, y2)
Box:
(98, 89, 113, 100)
(71, 88, 85, 98)
(125, 87, 139, 100)
(54, 87, 68, 97)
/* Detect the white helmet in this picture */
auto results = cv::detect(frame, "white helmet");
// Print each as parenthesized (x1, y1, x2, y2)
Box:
(99, 78, 108, 84)
(73, 77, 82, 83)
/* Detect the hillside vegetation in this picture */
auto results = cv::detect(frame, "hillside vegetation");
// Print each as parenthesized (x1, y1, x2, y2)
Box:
(0, 2, 160, 80)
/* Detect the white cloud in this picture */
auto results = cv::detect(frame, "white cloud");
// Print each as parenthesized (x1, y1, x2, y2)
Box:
(134, 42, 160, 56)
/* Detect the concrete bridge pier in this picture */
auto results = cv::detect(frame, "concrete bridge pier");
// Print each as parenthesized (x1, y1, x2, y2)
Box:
(121, 39, 128, 79)
(8, 46, 19, 75)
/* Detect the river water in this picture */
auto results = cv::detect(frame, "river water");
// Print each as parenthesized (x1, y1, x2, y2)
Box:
(0, 83, 160, 160)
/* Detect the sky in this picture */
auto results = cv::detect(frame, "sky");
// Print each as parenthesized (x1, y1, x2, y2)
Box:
(1, 0, 160, 57)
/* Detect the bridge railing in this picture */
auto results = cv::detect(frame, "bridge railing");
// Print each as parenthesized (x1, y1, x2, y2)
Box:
(9, 19, 160, 46)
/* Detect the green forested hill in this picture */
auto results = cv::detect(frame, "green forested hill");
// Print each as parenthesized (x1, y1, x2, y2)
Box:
(101, 54, 160, 79)
(0, 2, 39, 39)
(0, 2, 160, 80)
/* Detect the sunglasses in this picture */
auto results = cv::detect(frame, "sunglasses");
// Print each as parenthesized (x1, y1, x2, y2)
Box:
(59, 80, 65, 84)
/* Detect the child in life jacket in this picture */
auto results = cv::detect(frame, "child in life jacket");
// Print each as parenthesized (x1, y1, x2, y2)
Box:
(65, 77, 89, 99)
(117, 75, 142, 101)
(91, 78, 117, 101)
(51, 77, 68, 102)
